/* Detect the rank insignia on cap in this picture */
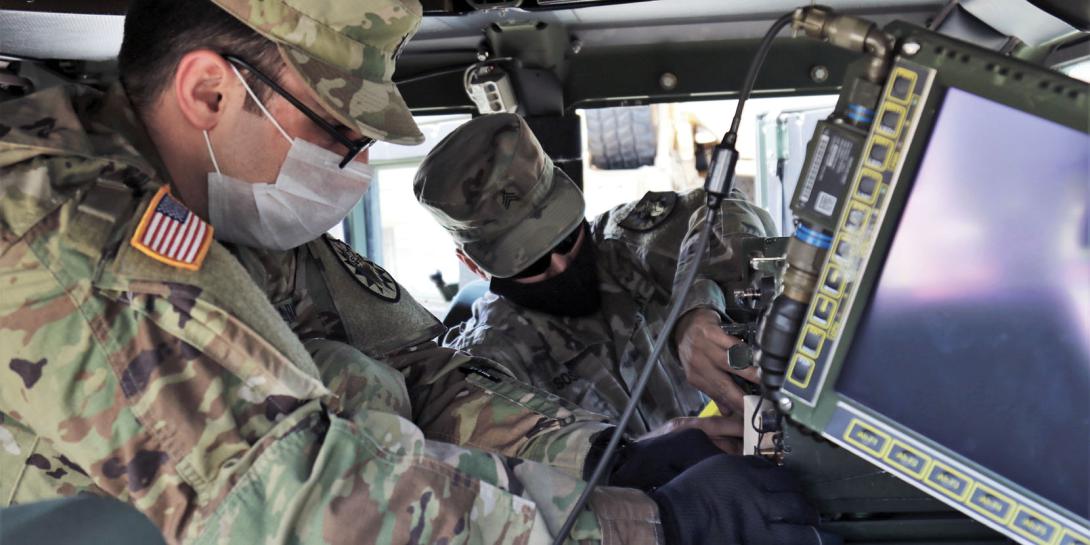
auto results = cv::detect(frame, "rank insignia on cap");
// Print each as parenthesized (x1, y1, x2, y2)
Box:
(130, 186, 213, 271)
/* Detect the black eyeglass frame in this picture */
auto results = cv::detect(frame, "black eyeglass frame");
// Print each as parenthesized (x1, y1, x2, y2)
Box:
(224, 54, 374, 168)
(510, 220, 587, 279)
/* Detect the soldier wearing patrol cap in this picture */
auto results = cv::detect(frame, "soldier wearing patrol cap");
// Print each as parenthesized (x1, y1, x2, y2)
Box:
(415, 114, 832, 545)
(415, 113, 777, 441)
(0, 0, 803, 543)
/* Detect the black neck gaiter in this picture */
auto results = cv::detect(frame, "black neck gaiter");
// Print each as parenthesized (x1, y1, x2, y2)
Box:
(490, 240, 602, 317)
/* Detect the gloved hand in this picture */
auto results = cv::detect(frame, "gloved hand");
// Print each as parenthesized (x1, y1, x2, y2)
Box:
(607, 428, 722, 490)
(651, 454, 836, 545)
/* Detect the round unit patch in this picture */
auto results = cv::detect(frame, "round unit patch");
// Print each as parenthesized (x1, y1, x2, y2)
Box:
(326, 237, 400, 302)
(618, 191, 678, 232)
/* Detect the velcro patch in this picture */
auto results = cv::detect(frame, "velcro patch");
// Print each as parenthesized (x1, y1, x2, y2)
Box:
(326, 236, 400, 302)
(130, 186, 212, 271)
(618, 191, 677, 231)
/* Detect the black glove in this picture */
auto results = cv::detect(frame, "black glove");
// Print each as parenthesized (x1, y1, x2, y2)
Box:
(651, 454, 836, 545)
(606, 428, 722, 491)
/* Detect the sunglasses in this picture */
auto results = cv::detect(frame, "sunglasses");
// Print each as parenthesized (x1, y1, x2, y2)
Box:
(511, 221, 586, 279)
(223, 55, 375, 168)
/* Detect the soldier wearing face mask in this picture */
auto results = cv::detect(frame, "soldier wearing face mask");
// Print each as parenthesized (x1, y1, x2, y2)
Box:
(416, 114, 777, 444)
(0, 0, 832, 540)
(0, 0, 835, 543)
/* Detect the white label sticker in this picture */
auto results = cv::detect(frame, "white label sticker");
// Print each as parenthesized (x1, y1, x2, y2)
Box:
(799, 133, 830, 204)
(815, 191, 838, 216)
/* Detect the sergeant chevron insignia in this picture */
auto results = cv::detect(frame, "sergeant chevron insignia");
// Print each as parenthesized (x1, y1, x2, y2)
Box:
(325, 236, 400, 302)
(501, 190, 521, 209)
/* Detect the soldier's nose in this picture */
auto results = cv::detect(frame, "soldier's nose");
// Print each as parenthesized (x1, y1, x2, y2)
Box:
(550, 252, 573, 276)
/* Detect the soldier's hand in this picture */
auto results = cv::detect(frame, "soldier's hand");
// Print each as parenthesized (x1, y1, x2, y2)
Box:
(641, 416, 743, 454)
(651, 454, 838, 545)
(608, 428, 722, 491)
(674, 309, 760, 414)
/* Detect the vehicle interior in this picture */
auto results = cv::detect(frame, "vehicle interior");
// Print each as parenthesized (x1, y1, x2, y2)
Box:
(1, 0, 1088, 544)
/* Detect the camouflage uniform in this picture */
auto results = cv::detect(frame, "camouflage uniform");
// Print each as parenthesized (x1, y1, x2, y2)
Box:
(226, 237, 617, 476)
(445, 192, 773, 435)
(0, 1, 663, 543)
(0, 82, 663, 545)
(417, 114, 775, 435)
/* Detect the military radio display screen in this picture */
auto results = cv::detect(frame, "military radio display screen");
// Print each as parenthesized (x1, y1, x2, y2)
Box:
(834, 87, 1090, 518)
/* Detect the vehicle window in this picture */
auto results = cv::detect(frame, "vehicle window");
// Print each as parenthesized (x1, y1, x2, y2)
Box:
(1058, 58, 1090, 82)
(579, 95, 838, 230)
(349, 114, 473, 316)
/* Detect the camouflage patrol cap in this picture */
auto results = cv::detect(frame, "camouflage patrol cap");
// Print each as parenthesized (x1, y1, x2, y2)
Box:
(414, 113, 586, 278)
(211, 0, 425, 145)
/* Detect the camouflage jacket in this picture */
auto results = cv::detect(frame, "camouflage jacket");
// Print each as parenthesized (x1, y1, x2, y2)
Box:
(226, 235, 616, 477)
(444, 190, 775, 435)
(0, 84, 661, 544)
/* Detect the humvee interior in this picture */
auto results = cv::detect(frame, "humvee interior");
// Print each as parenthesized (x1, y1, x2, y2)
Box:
(758, 18, 1089, 545)
(1, 0, 1088, 544)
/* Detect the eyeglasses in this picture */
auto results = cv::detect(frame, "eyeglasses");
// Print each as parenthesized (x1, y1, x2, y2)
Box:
(223, 55, 374, 168)
(511, 221, 586, 279)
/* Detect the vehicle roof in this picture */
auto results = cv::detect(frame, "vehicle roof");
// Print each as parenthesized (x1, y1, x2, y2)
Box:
(2, 0, 1085, 112)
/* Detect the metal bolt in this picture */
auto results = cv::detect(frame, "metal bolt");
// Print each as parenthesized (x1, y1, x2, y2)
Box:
(659, 72, 679, 91)
(809, 65, 830, 83)
(902, 40, 921, 56)
(777, 396, 794, 413)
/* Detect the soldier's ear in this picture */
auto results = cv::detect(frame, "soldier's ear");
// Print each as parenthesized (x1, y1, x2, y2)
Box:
(455, 249, 491, 281)
(172, 49, 234, 131)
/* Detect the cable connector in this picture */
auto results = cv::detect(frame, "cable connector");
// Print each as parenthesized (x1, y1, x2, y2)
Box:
(704, 143, 739, 209)
(791, 5, 894, 83)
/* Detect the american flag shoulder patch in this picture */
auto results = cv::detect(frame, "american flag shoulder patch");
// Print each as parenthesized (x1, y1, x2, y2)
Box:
(130, 186, 213, 271)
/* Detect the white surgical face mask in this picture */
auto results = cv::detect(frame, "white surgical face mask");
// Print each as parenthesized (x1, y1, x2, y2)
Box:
(204, 65, 373, 251)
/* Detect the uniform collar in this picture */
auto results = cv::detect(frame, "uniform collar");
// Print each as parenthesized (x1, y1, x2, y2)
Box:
(97, 82, 174, 190)
(0, 82, 170, 192)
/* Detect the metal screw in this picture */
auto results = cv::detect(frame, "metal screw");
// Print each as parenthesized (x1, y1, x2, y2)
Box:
(809, 65, 830, 83)
(777, 396, 794, 413)
(659, 72, 679, 91)
(902, 40, 921, 56)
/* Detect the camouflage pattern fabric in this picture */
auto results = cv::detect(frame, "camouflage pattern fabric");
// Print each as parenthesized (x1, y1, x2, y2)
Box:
(444, 189, 775, 435)
(0, 84, 663, 544)
(0, 417, 104, 504)
(210, 0, 426, 145)
(228, 235, 617, 479)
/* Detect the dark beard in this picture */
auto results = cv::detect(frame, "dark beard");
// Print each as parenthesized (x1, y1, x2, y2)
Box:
(490, 241, 602, 317)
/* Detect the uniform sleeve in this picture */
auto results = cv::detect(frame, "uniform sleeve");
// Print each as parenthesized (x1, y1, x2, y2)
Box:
(673, 193, 777, 321)
(0, 415, 104, 504)
(386, 340, 616, 479)
(305, 337, 414, 420)
(443, 320, 536, 385)
(0, 234, 660, 545)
